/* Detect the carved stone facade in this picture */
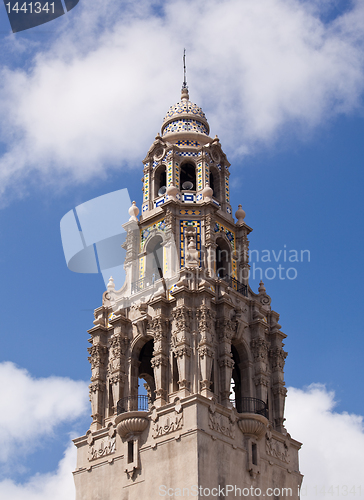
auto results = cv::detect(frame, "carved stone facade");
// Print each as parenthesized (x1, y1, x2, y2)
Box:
(73, 87, 303, 499)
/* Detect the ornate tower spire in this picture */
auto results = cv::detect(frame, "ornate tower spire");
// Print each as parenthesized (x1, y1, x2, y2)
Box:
(73, 83, 303, 500)
(182, 48, 188, 91)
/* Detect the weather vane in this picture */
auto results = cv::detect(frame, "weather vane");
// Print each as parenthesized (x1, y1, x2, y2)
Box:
(183, 48, 188, 89)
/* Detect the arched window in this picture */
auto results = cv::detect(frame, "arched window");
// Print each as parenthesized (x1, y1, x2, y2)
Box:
(180, 163, 196, 191)
(209, 167, 221, 201)
(121, 338, 156, 413)
(155, 165, 167, 198)
(146, 235, 164, 280)
(231, 345, 242, 412)
(230, 342, 251, 413)
(209, 172, 215, 193)
(138, 339, 156, 407)
(215, 237, 231, 278)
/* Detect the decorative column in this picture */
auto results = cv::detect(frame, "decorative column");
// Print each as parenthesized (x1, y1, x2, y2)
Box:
(172, 305, 192, 398)
(203, 213, 217, 278)
(108, 335, 128, 415)
(217, 317, 235, 407)
(150, 315, 169, 407)
(121, 207, 140, 296)
(107, 311, 131, 414)
(196, 304, 215, 398)
(235, 212, 250, 285)
(269, 346, 288, 432)
(88, 341, 108, 430)
(222, 163, 231, 214)
(164, 207, 178, 280)
(250, 338, 270, 403)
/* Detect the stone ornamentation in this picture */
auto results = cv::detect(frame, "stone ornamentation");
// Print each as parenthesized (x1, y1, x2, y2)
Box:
(266, 435, 290, 464)
(87, 426, 116, 461)
(208, 405, 235, 439)
(185, 229, 199, 268)
(152, 413, 183, 438)
(269, 347, 288, 370)
(251, 338, 269, 362)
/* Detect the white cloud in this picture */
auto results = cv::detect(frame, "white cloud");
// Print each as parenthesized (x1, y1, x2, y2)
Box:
(0, 0, 363, 202)
(0, 442, 76, 500)
(0, 362, 88, 463)
(286, 384, 364, 498)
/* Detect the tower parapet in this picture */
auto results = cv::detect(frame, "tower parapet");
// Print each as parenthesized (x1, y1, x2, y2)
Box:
(73, 87, 302, 500)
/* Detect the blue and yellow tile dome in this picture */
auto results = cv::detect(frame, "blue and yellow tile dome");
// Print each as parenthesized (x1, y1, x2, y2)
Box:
(163, 100, 206, 121)
(161, 88, 210, 140)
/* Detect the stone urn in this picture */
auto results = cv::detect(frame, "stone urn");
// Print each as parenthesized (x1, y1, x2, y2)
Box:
(237, 413, 269, 440)
(115, 411, 149, 439)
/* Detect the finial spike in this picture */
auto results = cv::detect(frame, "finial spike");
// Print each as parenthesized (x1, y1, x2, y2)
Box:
(182, 48, 188, 90)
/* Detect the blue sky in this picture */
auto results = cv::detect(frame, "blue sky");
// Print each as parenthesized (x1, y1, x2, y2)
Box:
(0, 0, 364, 497)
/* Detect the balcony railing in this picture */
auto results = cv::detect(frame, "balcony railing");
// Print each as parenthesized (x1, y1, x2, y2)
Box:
(131, 274, 156, 294)
(230, 397, 268, 418)
(222, 275, 248, 297)
(117, 395, 150, 415)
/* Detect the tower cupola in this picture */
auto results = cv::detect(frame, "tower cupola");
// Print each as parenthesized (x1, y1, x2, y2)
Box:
(161, 88, 211, 145)
(141, 87, 232, 217)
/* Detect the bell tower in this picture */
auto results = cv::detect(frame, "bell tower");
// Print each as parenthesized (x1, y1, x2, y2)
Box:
(73, 85, 303, 499)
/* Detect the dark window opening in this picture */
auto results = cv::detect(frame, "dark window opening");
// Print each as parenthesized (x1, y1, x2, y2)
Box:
(108, 381, 114, 416)
(155, 166, 167, 197)
(128, 440, 134, 464)
(138, 340, 156, 405)
(210, 360, 215, 394)
(209, 172, 215, 194)
(139, 341, 154, 381)
(252, 442, 257, 466)
(216, 238, 231, 278)
(231, 345, 242, 412)
(181, 163, 196, 191)
(146, 236, 164, 279)
(209, 169, 220, 201)
(172, 354, 179, 392)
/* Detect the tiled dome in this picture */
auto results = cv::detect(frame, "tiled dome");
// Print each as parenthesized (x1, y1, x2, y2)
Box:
(161, 88, 210, 139)
(163, 100, 206, 121)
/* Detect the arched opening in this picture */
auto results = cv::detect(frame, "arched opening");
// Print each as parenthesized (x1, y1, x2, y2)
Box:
(215, 237, 231, 278)
(231, 345, 242, 412)
(209, 172, 215, 193)
(146, 235, 164, 280)
(230, 342, 251, 413)
(138, 339, 156, 408)
(155, 165, 167, 198)
(180, 162, 196, 191)
(209, 167, 220, 201)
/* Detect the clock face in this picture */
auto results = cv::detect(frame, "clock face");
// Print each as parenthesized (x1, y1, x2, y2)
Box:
(154, 147, 165, 161)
